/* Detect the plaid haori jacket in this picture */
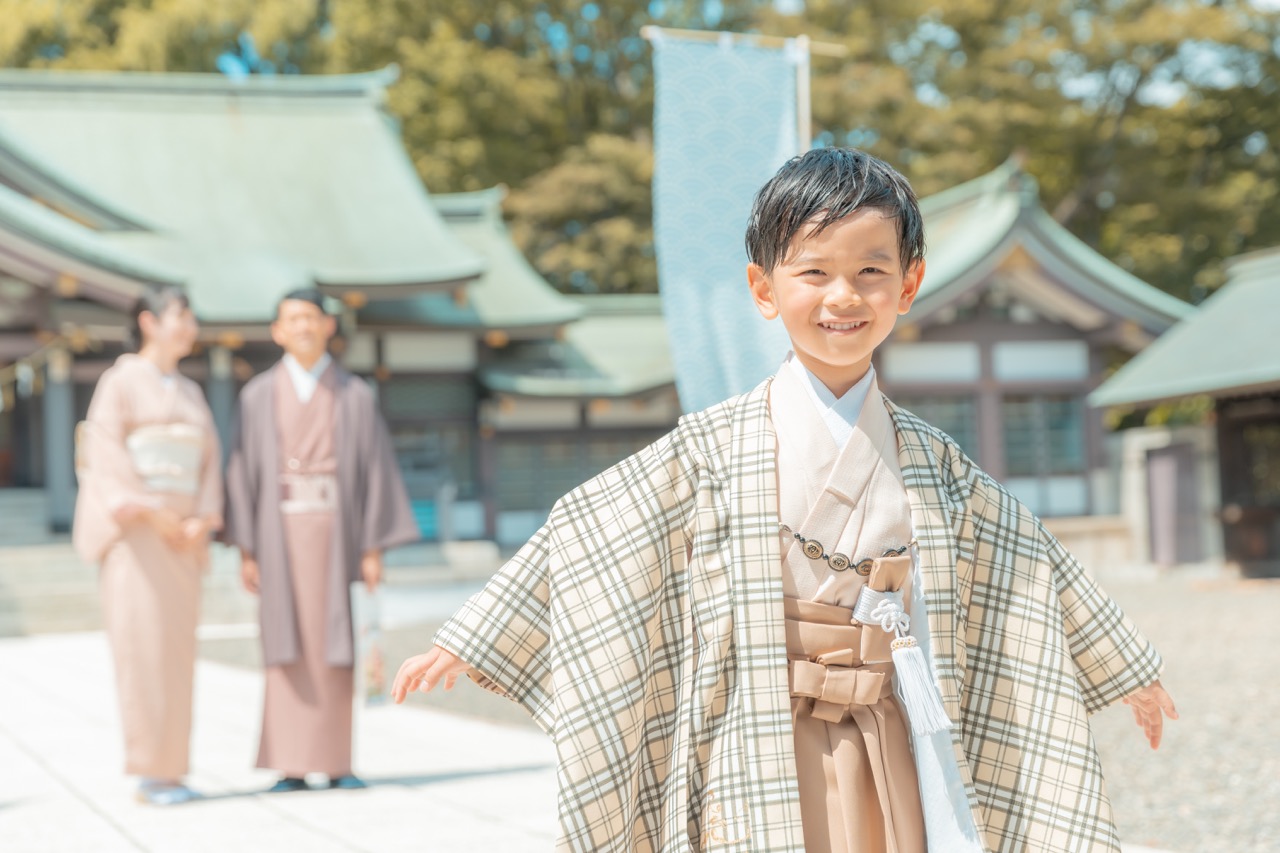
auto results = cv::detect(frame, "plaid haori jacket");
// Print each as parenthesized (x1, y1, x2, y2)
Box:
(435, 380, 1163, 853)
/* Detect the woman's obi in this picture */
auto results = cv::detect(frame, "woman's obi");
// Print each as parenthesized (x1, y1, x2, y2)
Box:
(125, 423, 204, 495)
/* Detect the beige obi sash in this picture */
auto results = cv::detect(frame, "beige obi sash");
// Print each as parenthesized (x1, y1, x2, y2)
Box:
(125, 423, 204, 495)
(786, 553, 913, 720)
(788, 597, 895, 723)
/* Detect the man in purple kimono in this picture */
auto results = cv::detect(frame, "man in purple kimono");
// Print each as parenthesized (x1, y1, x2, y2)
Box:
(223, 288, 418, 792)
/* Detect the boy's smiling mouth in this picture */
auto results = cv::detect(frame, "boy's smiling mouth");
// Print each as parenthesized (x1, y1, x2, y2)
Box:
(818, 320, 867, 331)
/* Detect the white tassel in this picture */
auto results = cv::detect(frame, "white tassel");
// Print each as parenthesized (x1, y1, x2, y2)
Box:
(852, 585, 952, 736)
(890, 635, 951, 736)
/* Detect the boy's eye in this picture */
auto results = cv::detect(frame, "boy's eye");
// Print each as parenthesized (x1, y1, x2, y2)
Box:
(801, 269, 825, 276)
(861, 267, 886, 275)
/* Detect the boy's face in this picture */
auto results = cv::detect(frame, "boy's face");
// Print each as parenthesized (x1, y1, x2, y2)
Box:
(747, 208, 923, 396)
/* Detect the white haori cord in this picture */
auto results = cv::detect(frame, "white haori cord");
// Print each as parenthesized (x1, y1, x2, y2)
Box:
(853, 587, 952, 736)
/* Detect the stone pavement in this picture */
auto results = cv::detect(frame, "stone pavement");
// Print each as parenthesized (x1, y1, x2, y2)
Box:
(0, 630, 556, 853)
(1, 626, 1191, 853)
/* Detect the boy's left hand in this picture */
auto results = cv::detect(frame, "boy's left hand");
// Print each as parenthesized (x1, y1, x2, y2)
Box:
(1123, 680, 1178, 749)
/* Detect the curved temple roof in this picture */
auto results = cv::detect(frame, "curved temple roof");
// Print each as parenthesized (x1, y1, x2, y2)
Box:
(1090, 248, 1280, 406)
(0, 66, 482, 322)
(0, 180, 180, 310)
(914, 158, 1192, 335)
(356, 186, 583, 334)
(480, 295, 674, 398)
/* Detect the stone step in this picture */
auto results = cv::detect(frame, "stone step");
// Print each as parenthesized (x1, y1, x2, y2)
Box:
(0, 488, 503, 637)
(0, 540, 499, 637)
(0, 574, 259, 637)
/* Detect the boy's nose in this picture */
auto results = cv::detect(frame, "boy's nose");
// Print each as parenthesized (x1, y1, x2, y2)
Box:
(825, 280, 862, 305)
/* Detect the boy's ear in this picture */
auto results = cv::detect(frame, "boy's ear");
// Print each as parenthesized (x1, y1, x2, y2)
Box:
(747, 263, 779, 320)
(897, 259, 926, 315)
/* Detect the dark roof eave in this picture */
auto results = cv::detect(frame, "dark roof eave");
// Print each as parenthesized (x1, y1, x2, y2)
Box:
(355, 318, 573, 338)
(1090, 376, 1280, 408)
(0, 66, 401, 99)
(480, 369, 675, 400)
(0, 136, 151, 231)
(316, 273, 480, 301)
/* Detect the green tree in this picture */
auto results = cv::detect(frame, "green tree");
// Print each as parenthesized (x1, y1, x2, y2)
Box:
(753, 0, 1280, 302)
(505, 133, 654, 293)
(0, 0, 322, 72)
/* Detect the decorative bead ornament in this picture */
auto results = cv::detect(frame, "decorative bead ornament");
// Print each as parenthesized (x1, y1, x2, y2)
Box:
(779, 524, 911, 576)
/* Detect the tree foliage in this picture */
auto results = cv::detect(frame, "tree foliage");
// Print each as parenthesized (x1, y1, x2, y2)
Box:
(2, 0, 1278, 300)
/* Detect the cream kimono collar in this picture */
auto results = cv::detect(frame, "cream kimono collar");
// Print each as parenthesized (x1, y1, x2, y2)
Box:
(771, 357, 912, 605)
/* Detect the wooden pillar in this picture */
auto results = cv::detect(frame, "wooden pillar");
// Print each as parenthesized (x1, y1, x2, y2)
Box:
(43, 347, 75, 533)
(207, 345, 235, 464)
(478, 424, 498, 541)
(976, 343, 1005, 478)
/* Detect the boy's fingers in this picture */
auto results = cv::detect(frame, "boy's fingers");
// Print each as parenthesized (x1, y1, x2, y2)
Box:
(392, 659, 417, 687)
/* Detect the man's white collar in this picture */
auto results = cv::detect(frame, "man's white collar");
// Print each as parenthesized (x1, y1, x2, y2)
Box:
(283, 353, 332, 403)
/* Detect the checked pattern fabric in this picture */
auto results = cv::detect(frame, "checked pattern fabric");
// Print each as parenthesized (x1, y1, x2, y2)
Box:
(435, 382, 1163, 852)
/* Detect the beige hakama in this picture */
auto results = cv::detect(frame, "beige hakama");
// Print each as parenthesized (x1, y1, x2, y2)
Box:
(255, 366, 355, 778)
(771, 362, 926, 853)
(73, 355, 223, 779)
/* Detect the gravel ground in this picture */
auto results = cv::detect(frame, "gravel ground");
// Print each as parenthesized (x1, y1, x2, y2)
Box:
(1088, 574, 1280, 853)
(200, 571, 1280, 852)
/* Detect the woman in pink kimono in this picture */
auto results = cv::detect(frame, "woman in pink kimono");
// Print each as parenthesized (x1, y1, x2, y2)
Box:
(73, 287, 223, 806)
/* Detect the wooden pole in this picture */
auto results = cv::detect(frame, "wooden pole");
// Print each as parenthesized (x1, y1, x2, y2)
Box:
(639, 25, 848, 58)
(795, 34, 812, 150)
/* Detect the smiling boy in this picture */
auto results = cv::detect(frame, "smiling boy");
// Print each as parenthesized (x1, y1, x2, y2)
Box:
(394, 148, 1174, 852)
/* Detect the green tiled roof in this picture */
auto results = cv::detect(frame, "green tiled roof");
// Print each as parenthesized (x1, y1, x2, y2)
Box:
(1090, 248, 1280, 406)
(356, 187, 583, 333)
(480, 295, 674, 397)
(0, 67, 483, 322)
(0, 181, 180, 309)
(0, 123, 148, 231)
(914, 158, 1192, 333)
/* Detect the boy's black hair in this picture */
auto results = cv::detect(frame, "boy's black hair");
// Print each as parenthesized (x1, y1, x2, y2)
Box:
(276, 287, 328, 318)
(745, 147, 925, 274)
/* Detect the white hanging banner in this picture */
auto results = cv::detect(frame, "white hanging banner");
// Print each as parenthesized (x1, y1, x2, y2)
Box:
(650, 30, 806, 413)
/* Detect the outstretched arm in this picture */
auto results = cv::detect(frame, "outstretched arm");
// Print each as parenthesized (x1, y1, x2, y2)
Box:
(392, 646, 472, 703)
(1123, 679, 1178, 749)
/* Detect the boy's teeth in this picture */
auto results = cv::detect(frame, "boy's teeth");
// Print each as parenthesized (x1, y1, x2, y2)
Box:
(823, 321, 863, 330)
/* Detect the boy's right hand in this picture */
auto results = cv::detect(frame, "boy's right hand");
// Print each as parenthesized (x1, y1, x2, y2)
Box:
(392, 646, 472, 703)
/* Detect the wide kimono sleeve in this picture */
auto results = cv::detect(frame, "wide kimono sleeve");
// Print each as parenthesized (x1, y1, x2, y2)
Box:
(1039, 519, 1164, 713)
(72, 367, 154, 564)
(434, 525, 558, 725)
(432, 424, 701, 735)
(220, 393, 258, 556)
(968, 470, 1164, 716)
(192, 385, 224, 530)
(357, 395, 419, 555)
